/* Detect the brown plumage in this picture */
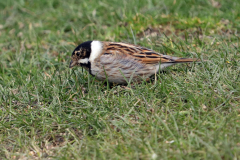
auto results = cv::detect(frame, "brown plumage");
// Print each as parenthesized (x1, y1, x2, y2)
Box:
(69, 41, 202, 84)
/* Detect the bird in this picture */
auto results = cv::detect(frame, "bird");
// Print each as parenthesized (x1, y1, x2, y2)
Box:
(69, 41, 202, 84)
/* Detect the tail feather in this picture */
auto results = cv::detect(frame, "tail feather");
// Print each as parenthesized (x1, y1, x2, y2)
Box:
(158, 56, 204, 70)
(158, 57, 203, 70)
(174, 58, 201, 63)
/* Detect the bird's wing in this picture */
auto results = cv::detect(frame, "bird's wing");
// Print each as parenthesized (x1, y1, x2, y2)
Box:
(104, 42, 200, 64)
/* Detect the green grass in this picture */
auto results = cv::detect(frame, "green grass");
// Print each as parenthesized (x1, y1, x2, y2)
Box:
(0, 0, 240, 159)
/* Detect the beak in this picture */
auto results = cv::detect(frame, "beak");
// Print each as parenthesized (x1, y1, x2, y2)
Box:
(69, 60, 77, 68)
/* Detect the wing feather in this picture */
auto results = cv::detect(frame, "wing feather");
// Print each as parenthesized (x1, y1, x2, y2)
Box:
(105, 42, 186, 64)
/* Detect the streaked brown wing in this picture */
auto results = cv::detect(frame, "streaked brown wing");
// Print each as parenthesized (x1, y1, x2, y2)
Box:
(105, 42, 175, 64)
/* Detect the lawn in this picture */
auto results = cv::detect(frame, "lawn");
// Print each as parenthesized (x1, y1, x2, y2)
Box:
(0, 0, 240, 159)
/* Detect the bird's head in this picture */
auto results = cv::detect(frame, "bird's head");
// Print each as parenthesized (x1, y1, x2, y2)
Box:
(69, 41, 92, 68)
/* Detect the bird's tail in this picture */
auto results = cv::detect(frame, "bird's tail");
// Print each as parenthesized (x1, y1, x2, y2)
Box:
(158, 56, 204, 70)
(174, 58, 202, 63)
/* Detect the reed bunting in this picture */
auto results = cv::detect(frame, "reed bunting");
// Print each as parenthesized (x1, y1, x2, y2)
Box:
(69, 41, 202, 84)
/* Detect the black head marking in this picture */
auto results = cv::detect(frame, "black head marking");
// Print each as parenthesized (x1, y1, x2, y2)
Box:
(72, 41, 92, 58)
(81, 61, 93, 75)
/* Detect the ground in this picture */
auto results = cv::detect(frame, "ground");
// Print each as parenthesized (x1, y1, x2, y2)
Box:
(0, 0, 240, 159)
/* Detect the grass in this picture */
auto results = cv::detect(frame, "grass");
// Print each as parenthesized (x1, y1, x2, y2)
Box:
(0, 0, 240, 159)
